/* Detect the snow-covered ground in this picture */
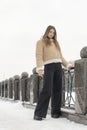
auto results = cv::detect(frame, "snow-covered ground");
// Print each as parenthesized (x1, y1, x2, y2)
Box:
(0, 99, 87, 130)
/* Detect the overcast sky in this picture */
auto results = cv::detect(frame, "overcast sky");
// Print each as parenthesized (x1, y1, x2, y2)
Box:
(0, 0, 87, 80)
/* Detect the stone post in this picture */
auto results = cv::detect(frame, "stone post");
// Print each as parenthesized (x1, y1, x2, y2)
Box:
(9, 78, 14, 99)
(0, 82, 1, 96)
(21, 72, 29, 102)
(4, 79, 9, 98)
(75, 46, 87, 114)
(13, 75, 20, 100)
(29, 67, 39, 104)
(1, 81, 4, 97)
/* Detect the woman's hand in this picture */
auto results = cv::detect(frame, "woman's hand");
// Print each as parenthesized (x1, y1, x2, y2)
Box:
(37, 69, 44, 77)
(67, 63, 74, 69)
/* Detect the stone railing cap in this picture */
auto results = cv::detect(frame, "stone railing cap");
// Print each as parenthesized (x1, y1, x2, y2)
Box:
(21, 72, 28, 78)
(80, 46, 87, 58)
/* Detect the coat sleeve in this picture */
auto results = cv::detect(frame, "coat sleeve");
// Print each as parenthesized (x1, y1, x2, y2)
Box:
(36, 40, 44, 70)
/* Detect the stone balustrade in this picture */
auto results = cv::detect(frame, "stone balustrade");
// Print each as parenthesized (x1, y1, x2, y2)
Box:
(0, 46, 87, 125)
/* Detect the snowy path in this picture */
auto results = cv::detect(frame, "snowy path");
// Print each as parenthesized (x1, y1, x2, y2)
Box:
(0, 100, 87, 130)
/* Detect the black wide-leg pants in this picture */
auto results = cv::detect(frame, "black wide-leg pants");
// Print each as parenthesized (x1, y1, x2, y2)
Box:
(34, 63, 62, 118)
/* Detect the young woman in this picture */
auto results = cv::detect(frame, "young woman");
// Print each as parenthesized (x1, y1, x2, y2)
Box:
(34, 25, 73, 120)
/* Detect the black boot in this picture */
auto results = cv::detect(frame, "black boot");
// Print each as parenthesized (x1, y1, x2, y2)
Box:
(51, 111, 62, 118)
(34, 115, 42, 121)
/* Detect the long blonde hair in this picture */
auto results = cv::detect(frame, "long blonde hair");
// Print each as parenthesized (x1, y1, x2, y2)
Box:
(42, 25, 61, 51)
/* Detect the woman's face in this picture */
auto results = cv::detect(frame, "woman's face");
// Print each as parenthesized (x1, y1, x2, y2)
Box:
(47, 28, 55, 39)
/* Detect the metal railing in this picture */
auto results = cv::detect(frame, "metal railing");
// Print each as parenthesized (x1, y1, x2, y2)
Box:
(0, 68, 75, 110)
(62, 68, 75, 109)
